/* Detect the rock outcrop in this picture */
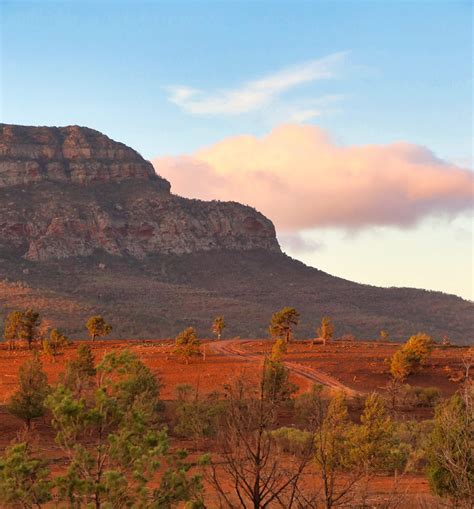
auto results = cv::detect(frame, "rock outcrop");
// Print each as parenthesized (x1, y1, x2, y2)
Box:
(0, 124, 170, 189)
(0, 124, 280, 260)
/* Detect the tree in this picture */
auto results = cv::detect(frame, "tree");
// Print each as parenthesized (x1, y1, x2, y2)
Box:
(3, 309, 41, 350)
(212, 316, 226, 340)
(317, 316, 334, 346)
(349, 393, 407, 474)
(271, 338, 287, 362)
(174, 327, 201, 364)
(173, 384, 224, 447)
(61, 344, 96, 396)
(42, 328, 69, 361)
(389, 349, 412, 382)
(207, 376, 314, 508)
(0, 442, 53, 508)
(389, 332, 433, 381)
(47, 349, 203, 508)
(269, 307, 300, 344)
(85, 315, 112, 341)
(403, 332, 433, 368)
(379, 330, 389, 341)
(313, 391, 360, 509)
(426, 383, 474, 507)
(4, 310, 23, 350)
(263, 356, 297, 404)
(8, 355, 50, 430)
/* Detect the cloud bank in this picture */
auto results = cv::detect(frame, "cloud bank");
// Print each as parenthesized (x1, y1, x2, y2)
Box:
(165, 52, 346, 115)
(153, 124, 473, 231)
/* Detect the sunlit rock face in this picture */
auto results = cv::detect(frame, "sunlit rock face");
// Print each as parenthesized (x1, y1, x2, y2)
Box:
(0, 124, 280, 261)
(0, 124, 169, 188)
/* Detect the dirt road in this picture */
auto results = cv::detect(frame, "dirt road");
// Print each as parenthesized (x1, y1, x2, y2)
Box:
(211, 339, 361, 397)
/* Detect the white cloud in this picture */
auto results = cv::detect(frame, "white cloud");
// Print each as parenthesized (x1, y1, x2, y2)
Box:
(165, 52, 347, 115)
(278, 233, 325, 253)
(153, 124, 474, 231)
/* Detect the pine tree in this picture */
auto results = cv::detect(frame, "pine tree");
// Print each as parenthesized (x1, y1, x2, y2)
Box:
(47, 350, 203, 508)
(61, 344, 96, 396)
(8, 354, 50, 430)
(0, 442, 53, 507)
(426, 384, 474, 506)
(268, 307, 300, 343)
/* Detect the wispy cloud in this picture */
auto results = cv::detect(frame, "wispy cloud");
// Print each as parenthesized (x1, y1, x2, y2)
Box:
(165, 52, 347, 115)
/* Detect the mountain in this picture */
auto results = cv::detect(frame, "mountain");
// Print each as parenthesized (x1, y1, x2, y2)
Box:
(0, 124, 472, 344)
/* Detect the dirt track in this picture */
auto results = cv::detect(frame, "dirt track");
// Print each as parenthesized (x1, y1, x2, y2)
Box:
(211, 339, 361, 397)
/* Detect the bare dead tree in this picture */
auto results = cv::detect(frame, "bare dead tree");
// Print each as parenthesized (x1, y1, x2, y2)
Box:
(207, 374, 316, 508)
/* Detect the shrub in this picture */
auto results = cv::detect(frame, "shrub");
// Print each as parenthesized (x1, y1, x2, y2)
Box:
(390, 349, 412, 381)
(270, 427, 312, 455)
(389, 332, 433, 381)
(404, 333, 433, 367)
(401, 385, 441, 408)
(174, 327, 201, 364)
(173, 384, 224, 443)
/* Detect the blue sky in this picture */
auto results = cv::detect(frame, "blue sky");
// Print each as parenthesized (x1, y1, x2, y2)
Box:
(1, 1, 472, 299)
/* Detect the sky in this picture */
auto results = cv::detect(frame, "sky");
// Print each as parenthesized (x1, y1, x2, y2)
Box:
(1, 0, 473, 299)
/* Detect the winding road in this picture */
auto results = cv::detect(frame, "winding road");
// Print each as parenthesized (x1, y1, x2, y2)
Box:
(211, 339, 361, 397)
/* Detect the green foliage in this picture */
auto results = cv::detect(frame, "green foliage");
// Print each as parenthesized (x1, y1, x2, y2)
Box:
(85, 315, 112, 341)
(389, 349, 412, 381)
(317, 316, 334, 344)
(211, 316, 226, 340)
(426, 385, 474, 506)
(390, 332, 434, 381)
(42, 328, 69, 360)
(404, 332, 433, 367)
(3, 309, 41, 350)
(268, 306, 300, 343)
(400, 385, 441, 408)
(47, 349, 202, 508)
(0, 442, 53, 508)
(294, 384, 324, 427)
(270, 338, 287, 361)
(270, 427, 313, 454)
(349, 393, 408, 473)
(174, 384, 224, 444)
(61, 344, 96, 396)
(174, 327, 201, 364)
(262, 357, 297, 403)
(8, 354, 50, 429)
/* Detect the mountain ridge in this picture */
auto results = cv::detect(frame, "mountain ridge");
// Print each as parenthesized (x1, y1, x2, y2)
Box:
(0, 124, 472, 344)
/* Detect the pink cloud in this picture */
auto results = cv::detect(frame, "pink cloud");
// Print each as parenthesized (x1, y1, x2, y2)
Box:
(153, 124, 473, 231)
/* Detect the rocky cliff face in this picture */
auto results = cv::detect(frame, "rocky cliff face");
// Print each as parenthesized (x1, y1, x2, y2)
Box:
(0, 124, 280, 260)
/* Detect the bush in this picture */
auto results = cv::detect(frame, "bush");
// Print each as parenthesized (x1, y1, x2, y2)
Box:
(174, 327, 201, 364)
(174, 384, 224, 443)
(389, 332, 433, 381)
(270, 427, 312, 455)
(401, 385, 441, 408)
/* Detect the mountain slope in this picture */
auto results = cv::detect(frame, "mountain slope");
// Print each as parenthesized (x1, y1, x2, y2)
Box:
(0, 124, 472, 344)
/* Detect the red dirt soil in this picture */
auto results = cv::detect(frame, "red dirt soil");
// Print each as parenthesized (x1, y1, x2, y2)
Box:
(0, 339, 470, 508)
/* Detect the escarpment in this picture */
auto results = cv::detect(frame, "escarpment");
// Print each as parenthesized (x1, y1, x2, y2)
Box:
(0, 124, 280, 261)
